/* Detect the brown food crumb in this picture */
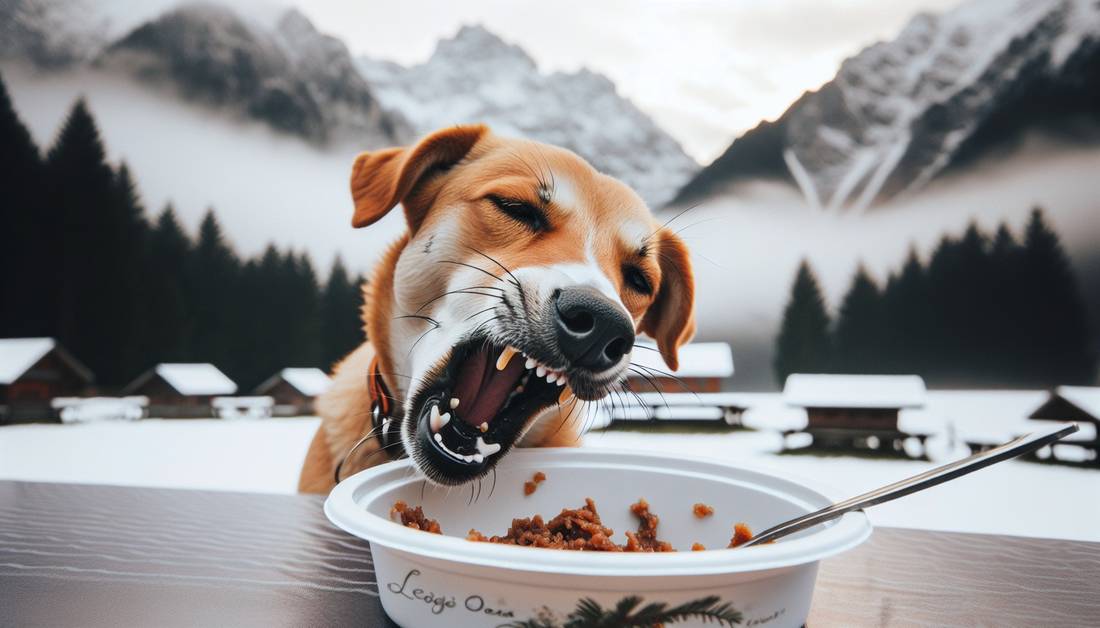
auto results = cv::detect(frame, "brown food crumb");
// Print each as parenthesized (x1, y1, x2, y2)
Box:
(728, 522, 753, 548)
(693, 503, 715, 518)
(691, 542, 706, 551)
(624, 498, 675, 552)
(390, 500, 442, 534)
(523, 471, 548, 496)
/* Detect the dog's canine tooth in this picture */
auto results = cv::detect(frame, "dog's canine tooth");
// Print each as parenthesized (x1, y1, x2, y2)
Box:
(496, 346, 519, 371)
(524, 358, 536, 370)
(536, 365, 547, 378)
(449, 397, 460, 409)
(440, 412, 451, 428)
(429, 404, 444, 433)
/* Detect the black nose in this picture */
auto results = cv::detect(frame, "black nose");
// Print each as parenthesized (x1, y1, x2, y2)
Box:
(553, 286, 635, 371)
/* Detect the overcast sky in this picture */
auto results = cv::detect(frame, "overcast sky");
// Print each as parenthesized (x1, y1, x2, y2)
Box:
(287, 0, 962, 163)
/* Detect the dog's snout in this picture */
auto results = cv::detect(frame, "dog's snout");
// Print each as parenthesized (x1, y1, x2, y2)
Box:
(553, 286, 634, 371)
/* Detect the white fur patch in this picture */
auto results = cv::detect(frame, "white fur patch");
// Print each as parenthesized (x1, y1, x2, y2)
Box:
(551, 172, 578, 212)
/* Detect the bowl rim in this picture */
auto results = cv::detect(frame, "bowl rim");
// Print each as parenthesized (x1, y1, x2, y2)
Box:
(324, 447, 872, 577)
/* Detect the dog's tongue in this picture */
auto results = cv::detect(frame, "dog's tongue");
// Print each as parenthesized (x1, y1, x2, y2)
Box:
(451, 345, 525, 427)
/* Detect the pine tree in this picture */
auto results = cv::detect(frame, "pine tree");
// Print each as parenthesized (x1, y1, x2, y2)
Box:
(1017, 208, 1096, 385)
(234, 245, 288, 390)
(881, 247, 931, 375)
(133, 205, 194, 370)
(320, 255, 364, 369)
(45, 99, 125, 384)
(0, 71, 48, 337)
(188, 209, 242, 381)
(987, 223, 1026, 384)
(774, 260, 832, 385)
(834, 264, 884, 374)
(106, 163, 150, 382)
(285, 251, 322, 371)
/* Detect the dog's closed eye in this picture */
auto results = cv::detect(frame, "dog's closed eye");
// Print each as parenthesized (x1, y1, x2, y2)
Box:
(487, 195, 549, 232)
(623, 264, 653, 295)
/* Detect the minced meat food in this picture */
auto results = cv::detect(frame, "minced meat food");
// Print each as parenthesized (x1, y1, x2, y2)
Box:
(390, 500, 441, 534)
(392, 498, 754, 551)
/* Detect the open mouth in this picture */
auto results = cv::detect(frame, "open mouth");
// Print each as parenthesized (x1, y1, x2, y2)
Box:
(411, 337, 572, 483)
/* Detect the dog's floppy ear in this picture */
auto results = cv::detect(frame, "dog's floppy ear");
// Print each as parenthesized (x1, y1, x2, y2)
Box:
(350, 124, 487, 229)
(638, 228, 696, 371)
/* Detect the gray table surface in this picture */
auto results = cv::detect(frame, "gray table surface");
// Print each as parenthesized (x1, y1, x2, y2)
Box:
(2, 481, 1098, 627)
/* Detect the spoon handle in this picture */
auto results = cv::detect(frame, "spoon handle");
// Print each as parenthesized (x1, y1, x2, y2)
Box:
(740, 422, 1079, 547)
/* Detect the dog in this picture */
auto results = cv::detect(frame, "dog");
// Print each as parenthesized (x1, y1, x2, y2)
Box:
(298, 125, 695, 493)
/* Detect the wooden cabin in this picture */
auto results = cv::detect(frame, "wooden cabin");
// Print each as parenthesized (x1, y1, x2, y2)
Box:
(124, 363, 237, 418)
(254, 368, 332, 416)
(1028, 386, 1100, 462)
(782, 374, 929, 457)
(0, 338, 94, 424)
(625, 342, 734, 394)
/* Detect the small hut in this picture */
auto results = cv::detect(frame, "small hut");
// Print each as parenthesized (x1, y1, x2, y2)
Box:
(626, 342, 734, 394)
(254, 368, 332, 416)
(124, 363, 237, 418)
(0, 338, 93, 424)
(1028, 386, 1100, 461)
(782, 374, 929, 456)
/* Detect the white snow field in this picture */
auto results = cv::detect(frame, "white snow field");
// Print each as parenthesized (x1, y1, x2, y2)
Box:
(1, 391, 1097, 542)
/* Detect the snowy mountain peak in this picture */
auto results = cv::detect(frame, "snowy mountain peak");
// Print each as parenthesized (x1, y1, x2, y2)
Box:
(96, 2, 405, 147)
(432, 24, 536, 70)
(674, 0, 1100, 211)
(358, 25, 697, 206)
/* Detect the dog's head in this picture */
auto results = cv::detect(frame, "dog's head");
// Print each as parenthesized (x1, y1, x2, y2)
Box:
(352, 125, 695, 485)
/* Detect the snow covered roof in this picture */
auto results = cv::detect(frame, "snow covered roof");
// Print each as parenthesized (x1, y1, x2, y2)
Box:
(783, 374, 927, 409)
(154, 363, 237, 396)
(0, 337, 93, 385)
(279, 368, 332, 396)
(629, 342, 734, 378)
(1030, 386, 1100, 421)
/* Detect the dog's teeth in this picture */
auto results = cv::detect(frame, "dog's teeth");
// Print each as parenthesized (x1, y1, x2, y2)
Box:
(515, 385, 524, 393)
(524, 358, 536, 370)
(536, 365, 547, 377)
(558, 386, 575, 404)
(433, 433, 443, 443)
(546, 372, 558, 383)
(429, 404, 443, 433)
(496, 346, 519, 371)
(556, 377, 566, 387)
(479, 422, 489, 433)
(473, 453, 484, 464)
(476, 437, 502, 457)
(440, 412, 451, 428)
(449, 398, 460, 409)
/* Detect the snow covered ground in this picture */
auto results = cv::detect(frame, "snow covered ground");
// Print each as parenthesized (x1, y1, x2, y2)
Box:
(0, 391, 1097, 542)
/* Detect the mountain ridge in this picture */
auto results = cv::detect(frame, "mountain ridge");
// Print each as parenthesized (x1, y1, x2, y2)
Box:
(357, 24, 699, 207)
(671, 0, 1100, 210)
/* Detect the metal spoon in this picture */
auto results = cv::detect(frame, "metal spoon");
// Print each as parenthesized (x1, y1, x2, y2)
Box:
(739, 422, 1079, 547)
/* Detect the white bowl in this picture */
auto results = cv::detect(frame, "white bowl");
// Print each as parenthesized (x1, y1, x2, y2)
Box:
(325, 448, 871, 628)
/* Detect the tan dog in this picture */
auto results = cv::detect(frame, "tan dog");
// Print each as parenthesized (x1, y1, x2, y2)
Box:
(298, 125, 695, 493)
